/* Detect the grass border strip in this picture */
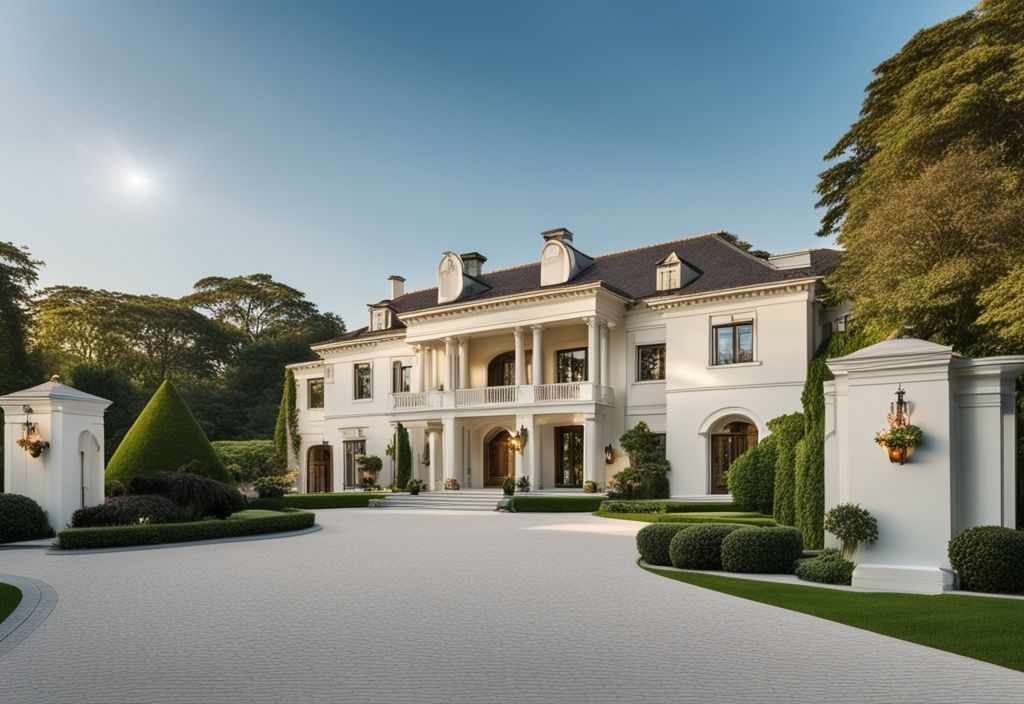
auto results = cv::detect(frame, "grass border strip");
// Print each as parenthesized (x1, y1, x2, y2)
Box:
(0, 574, 58, 660)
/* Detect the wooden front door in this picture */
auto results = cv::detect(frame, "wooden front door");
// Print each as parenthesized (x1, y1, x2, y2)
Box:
(307, 445, 333, 493)
(486, 431, 514, 486)
(710, 422, 757, 494)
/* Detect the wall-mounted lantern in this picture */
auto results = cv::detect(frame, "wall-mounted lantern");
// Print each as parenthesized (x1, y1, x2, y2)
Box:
(874, 385, 923, 465)
(604, 444, 616, 464)
(509, 425, 529, 454)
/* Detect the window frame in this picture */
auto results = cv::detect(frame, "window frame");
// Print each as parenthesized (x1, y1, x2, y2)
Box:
(555, 347, 588, 383)
(711, 321, 755, 366)
(635, 343, 667, 382)
(392, 360, 411, 393)
(353, 362, 373, 400)
(307, 377, 325, 409)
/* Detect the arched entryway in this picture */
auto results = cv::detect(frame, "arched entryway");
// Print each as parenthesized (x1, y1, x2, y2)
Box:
(485, 429, 514, 487)
(487, 351, 532, 386)
(307, 444, 333, 493)
(709, 419, 757, 494)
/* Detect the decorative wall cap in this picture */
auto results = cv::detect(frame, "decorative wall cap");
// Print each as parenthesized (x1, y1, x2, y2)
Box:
(827, 338, 957, 375)
(0, 381, 112, 409)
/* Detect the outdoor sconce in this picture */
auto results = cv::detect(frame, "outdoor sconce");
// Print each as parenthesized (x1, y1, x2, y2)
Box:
(604, 444, 615, 464)
(509, 426, 528, 454)
(874, 385, 923, 465)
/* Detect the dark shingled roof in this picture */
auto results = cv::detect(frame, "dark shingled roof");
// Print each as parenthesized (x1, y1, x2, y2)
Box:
(316, 232, 839, 346)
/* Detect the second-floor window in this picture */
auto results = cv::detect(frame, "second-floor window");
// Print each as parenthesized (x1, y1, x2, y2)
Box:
(354, 363, 372, 400)
(636, 344, 666, 381)
(713, 322, 754, 365)
(392, 361, 411, 393)
(556, 348, 587, 383)
(308, 378, 324, 409)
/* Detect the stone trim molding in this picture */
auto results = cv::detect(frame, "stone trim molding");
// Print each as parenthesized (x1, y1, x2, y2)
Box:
(0, 573, 58, 659)
(646, 278, 818, 311)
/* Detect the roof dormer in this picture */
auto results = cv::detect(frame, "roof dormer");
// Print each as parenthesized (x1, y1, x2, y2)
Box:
(369, 303, 392, 331)
(540, 228, 593, 286)
(437, 251, 490, 305)
(655, 252, 701, 292)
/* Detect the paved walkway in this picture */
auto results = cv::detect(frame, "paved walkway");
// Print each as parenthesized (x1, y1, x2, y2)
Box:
(1, 509, 1022, 703)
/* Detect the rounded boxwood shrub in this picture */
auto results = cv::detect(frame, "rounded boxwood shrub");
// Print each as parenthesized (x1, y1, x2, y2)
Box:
(727, 434, 777, 514)
(795, 549, 854, 585)
(636, 523, 693, 567)
(0, 494, 53, 543)
(721, 526, 804, 574)
(71, 495, 186, 528)
(669, 523, 744, 570)
(948, 525, 1024, 594)
(246, 497, 286, 511)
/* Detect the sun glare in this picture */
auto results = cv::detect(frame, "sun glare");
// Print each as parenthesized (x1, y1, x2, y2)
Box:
(121, 167, 156, 196)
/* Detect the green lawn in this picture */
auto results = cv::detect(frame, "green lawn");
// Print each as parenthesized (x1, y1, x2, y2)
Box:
(645, 565, 1024, 672)
(595, 511, 776, 526)
(0, 583, 22, 625)
(229, 509, 287, 519)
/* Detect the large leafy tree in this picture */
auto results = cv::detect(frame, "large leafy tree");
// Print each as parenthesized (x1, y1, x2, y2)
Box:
(0, 242, 42, 393)
(186, 274, 320, 343)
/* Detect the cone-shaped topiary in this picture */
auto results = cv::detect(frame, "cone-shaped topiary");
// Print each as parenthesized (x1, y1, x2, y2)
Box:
(105, 380, 233, 486)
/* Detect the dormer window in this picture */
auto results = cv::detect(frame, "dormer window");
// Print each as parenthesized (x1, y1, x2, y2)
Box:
(539, 228, 593, 287)
(437, 251, 490, 304)
(371, 308, 390, 331)
(656, 252, 701, 292)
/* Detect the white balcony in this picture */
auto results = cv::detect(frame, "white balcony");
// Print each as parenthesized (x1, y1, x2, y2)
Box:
(389, 382, 613, 412)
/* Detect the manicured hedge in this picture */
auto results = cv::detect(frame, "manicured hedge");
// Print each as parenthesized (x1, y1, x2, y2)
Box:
(71, 495, 186, 527)
(0, 494, 53, 544)
(727, 434, 778, 514)
(212, 439, 278, 484)
(57, 510, 315, 550)
(721, 527, 804, 574)
(508, 496, 606, 512)
(636, 523, 693, 566)
(948, 526, 1024, 594)
(795, 549, 854, 585)
(599, 500, 738, 514)
(669, 523, 745, 570)
(246, 498, 286, 511)
(281, 493, 385, 509)
(770, 413, 805, 527)
(595, 512, 775, 527)
(106, 380, 233, 485)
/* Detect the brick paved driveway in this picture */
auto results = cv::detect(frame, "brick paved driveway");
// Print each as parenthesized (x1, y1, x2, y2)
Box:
(1, 509, 1022, 703)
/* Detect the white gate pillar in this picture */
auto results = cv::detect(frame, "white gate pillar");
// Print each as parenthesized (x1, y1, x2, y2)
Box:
(1, 378, 111, 533)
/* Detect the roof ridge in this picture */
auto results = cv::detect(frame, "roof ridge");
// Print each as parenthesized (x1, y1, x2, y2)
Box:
(710, 234, 778, 270)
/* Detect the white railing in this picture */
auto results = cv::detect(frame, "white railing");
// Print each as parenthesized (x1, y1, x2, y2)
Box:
(455, 385, 517, 407)
(534, 382, 583, 402)
(390, 392, 428, 409)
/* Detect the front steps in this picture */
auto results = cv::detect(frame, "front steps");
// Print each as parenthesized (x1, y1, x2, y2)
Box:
(385, 489, 505, 512)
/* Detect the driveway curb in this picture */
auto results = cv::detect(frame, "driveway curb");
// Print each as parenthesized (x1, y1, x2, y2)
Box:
(0, 573, 58, 659)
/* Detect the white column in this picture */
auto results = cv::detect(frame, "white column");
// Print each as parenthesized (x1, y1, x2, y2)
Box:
(427, 429, 439, 490)
(443, 337, 455, 391)
(425, 347, 435, 391)
(458, 338, 469, 390)
(442, 416, 456, 487)
(531, 325, 544, 385)
(585, 317, 601, 385)
(600, 322, 611, 391)
(413, 345, 424, 393)
(524, 414, 541, 489)
(583, 415, 600, 486)
(513, 326, 525, 386)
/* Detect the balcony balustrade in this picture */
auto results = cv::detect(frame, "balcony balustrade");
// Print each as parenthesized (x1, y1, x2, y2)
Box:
(389, 382, 613, 411)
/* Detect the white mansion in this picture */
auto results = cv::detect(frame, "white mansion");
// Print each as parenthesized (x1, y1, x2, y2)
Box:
(287, 228, 845, 497)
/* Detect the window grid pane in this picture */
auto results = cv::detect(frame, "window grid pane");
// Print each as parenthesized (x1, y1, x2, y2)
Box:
(636, 344, 666, 381)
(713, 322, 754, 366)
(354, 363, 372, 400)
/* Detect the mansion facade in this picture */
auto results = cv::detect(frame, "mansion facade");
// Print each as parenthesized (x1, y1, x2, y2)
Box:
(287, 228, 845, 498)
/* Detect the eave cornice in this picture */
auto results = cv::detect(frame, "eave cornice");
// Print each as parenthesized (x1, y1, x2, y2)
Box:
(645, 277, 820, 311)
(311, 332, 407, 356)
(285, 360, 325, 371)
(397, 283, 626, 325)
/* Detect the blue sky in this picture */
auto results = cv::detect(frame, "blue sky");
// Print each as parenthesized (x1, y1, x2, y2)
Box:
(0, 0, 971, 328)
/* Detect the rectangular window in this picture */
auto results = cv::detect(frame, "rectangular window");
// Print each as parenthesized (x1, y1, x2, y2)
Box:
(555, 348, 588, 383)
(712, 322, 754, 365)
(636, 343, 666, 381)
(353, 363, 372, 400)
(307, 378, 324, 409)
(653, 433, 667, 460)
(392, 361, 411, 393)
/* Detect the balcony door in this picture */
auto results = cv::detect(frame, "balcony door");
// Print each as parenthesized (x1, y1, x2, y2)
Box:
(555, 426, 584, 487)
(487, 351, 531, 387)
(485, 430, 514, 486)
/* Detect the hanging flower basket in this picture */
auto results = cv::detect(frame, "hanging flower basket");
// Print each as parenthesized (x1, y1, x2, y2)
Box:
(874, 425, 922, 465)
(16, 437, 50, 458)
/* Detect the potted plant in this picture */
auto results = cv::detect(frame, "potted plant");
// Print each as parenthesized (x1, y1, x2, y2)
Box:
(358, 455, 383, 489)
(583, 480, 600, 494)
(874, 424, 922, 465)
(444, 477, 460, 491)
(16, 436, 50, 458)
(406, 479, 426, 495)
(515, 476, 531, 492)
(501, 475, 515, 496)
(823, 503, 879, 560)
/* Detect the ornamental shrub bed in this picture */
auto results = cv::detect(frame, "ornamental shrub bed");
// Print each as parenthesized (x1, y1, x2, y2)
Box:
(595, 512, 775, 527)
(129, 466, 245, 519)
(727, 434, 777, 515)
(794, 549, 854, 585)
(0, 494, 53, 544)
(948, 526, 1024, 594)
(669, 523, 745, 570)
(281, 493, 385, 509)
(721, 526, 804, 574)
(246, 498, 286, 511)
(599, 500, 738, 514)
(507, 496, 606, 512)
(57, 510, 315, 550)
(636, 523, 693, 566)
(71, 495, 186, 527)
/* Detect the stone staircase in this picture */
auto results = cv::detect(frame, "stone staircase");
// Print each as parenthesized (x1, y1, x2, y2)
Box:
(385, 489, 505, 512)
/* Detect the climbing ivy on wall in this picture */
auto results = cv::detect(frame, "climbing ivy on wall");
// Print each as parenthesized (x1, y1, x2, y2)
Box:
(273, 368, 300, 468)
(768, 412, 804, 527)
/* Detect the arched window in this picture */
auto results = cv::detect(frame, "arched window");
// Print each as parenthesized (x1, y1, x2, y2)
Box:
(709, 419, 757, 495)
(488, 352, 515, 387)
(307, 444, 333, 494)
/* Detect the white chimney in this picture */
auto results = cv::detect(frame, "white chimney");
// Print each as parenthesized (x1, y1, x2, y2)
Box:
(388, 275, 405, 300)
(460, 252, 487, 278)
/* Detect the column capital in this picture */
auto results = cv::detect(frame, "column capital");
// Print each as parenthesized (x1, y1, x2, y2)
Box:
(513, 326, 525, 335)
(603, 321, 616, 332)
(583, 316, 601, 328)
(411, 344, 422, 353)
(530, 324, 544, 332)
(443, 336, 456, 344)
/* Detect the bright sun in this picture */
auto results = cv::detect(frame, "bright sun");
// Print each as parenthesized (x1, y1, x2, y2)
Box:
(121, 167, 156, 196)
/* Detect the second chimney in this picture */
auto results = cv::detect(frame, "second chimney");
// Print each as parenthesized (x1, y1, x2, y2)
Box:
(460, 252, 487, 278)
(388, 275, 406, 300)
